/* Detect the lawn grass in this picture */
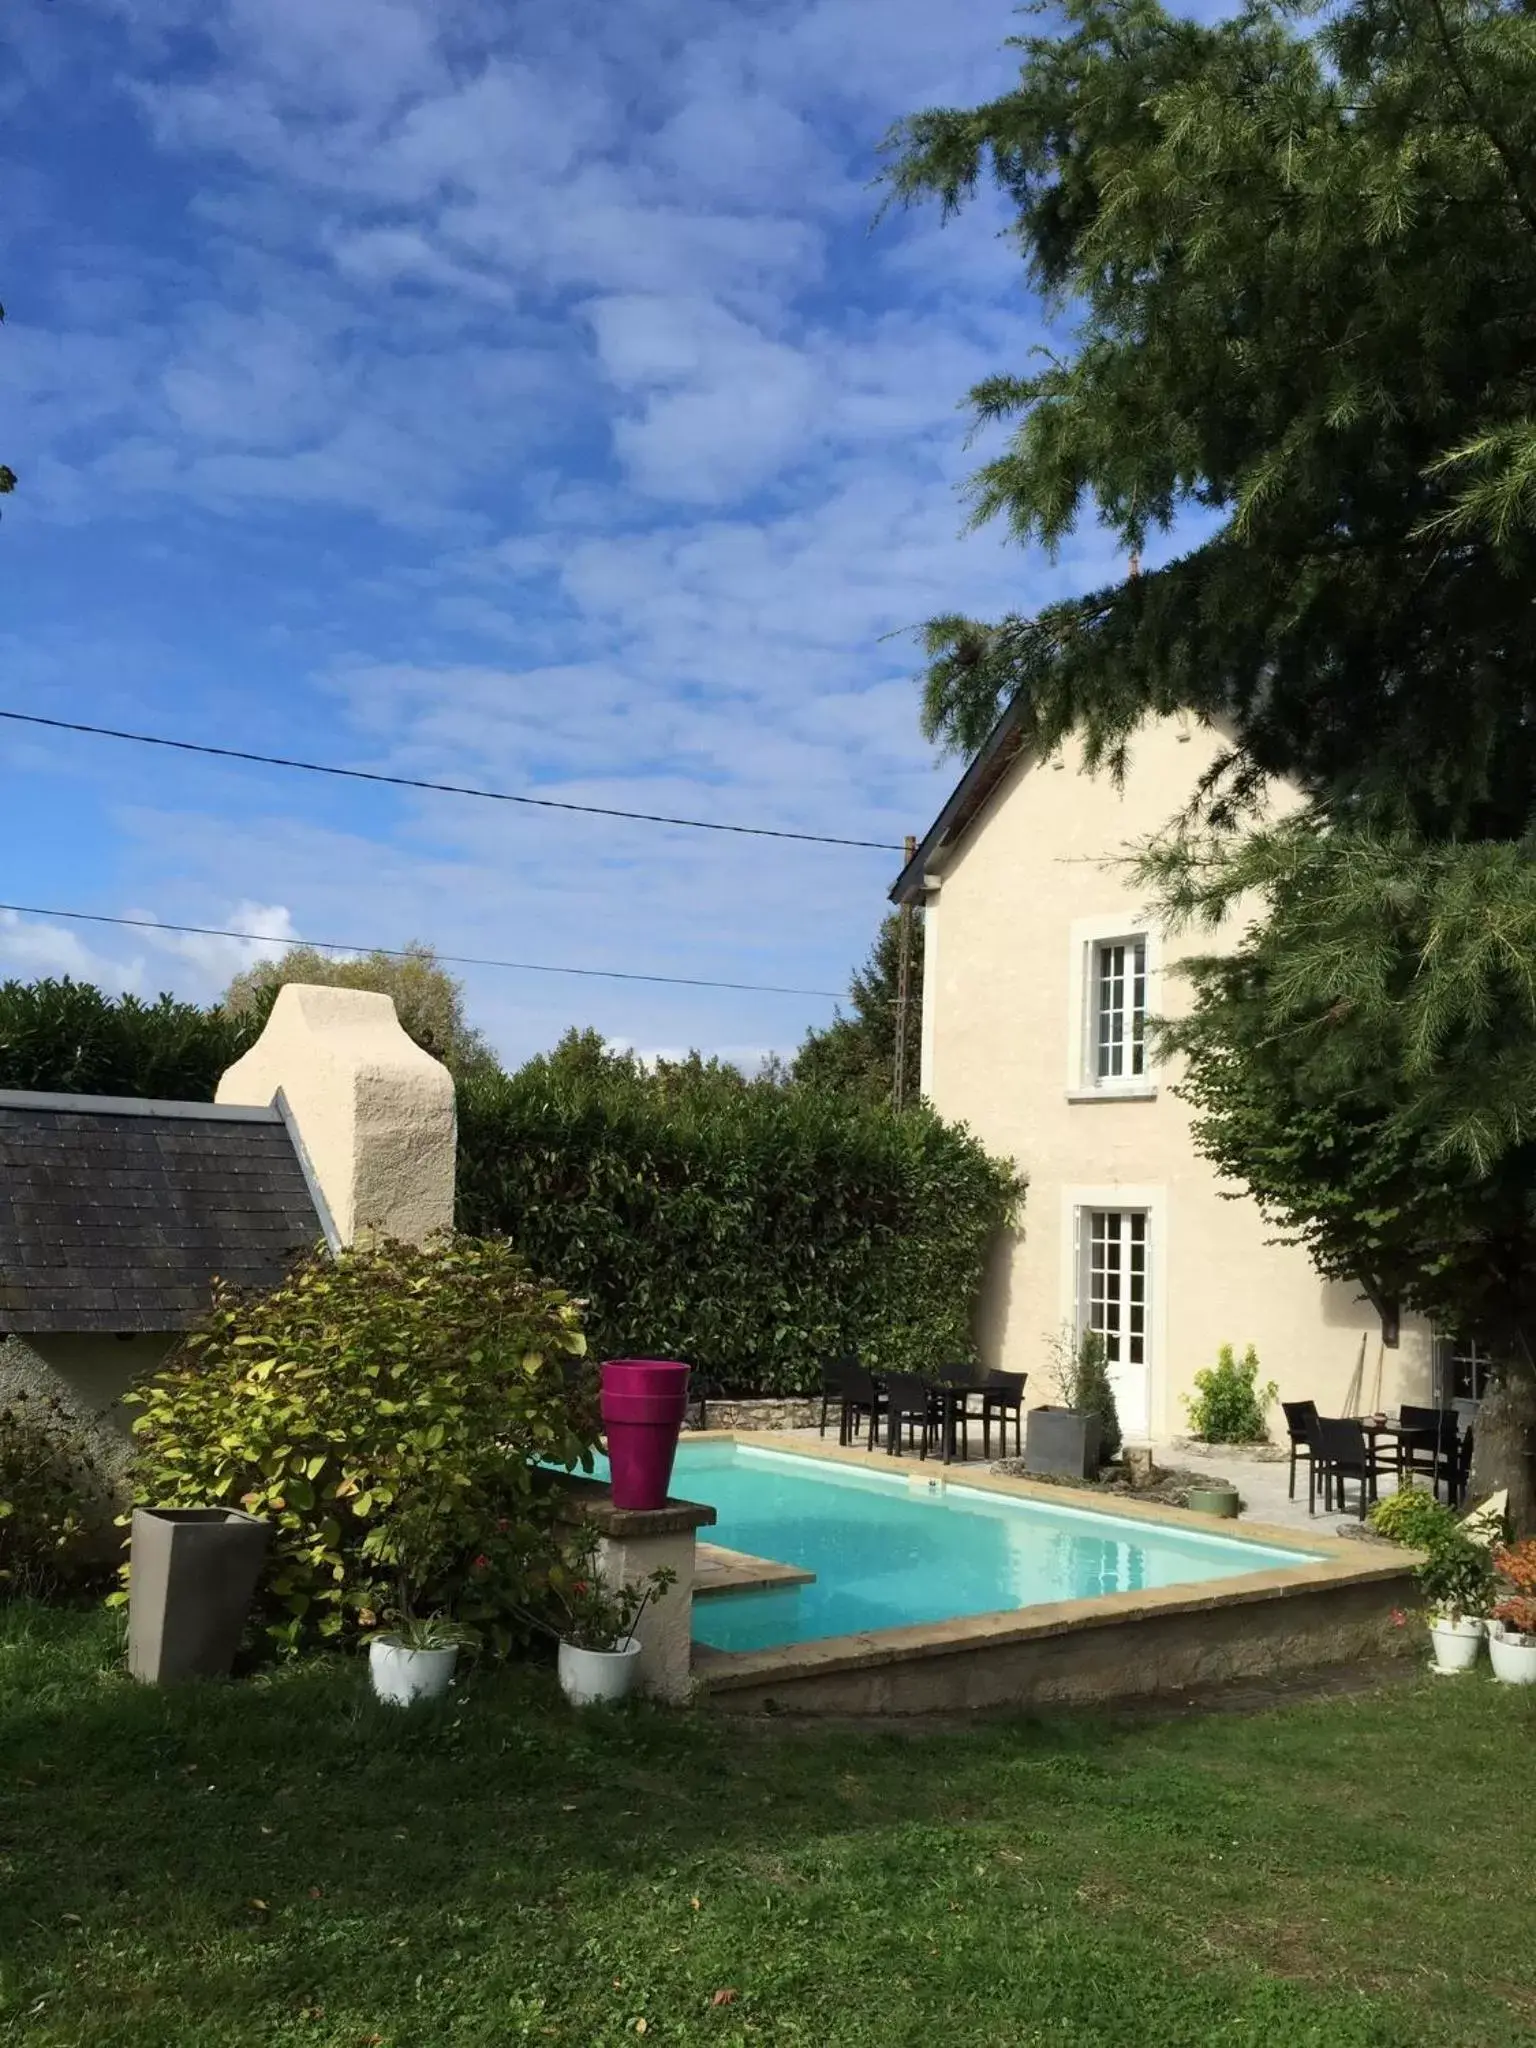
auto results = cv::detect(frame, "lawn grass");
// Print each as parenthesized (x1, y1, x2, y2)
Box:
(1, 1606, 1533, 2047)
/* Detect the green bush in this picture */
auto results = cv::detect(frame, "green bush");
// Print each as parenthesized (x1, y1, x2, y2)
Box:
(1184, 1344, 1277, 1444)
(0, 978, 256, 1099)
(0, 1394, 104, 1600)
(455, 1032, 1025, 1394)
(1368, 1487, 1461, 1551)
(120, 1238, 598, 1654)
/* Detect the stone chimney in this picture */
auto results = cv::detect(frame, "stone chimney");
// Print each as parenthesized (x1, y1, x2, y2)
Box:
(215, 985, 456, 1247)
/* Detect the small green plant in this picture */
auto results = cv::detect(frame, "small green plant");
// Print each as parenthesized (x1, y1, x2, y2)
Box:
(523, 1530, 677, 1652)
(121, 1237, 599, 1654)
(1368, 1487, 1460, 1550)
(1047, 1325, 1122, 1465)
(377, 1613, 478, 1653)
(1415, 1532, 1496, 1623)
(0, 1394, 103, 1600)
(1184, 1344, 1277, 1444)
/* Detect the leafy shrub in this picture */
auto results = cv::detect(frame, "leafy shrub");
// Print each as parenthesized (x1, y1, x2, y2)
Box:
(121, 1238, 598, 1654)
(455, 1031, 1025, 1394)
(1369, 1487, 1460, 1550)
(1415, 1531, 1496, 1623)
(0, 1393, 104, 1599)
(1184, 1344, 1277, 1443)
(0, 977, 256, 1099)
(1047, 1325, 1122, 1464)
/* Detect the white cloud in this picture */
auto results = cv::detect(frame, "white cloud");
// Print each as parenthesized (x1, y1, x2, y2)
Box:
(7, 0, 1139, 1068)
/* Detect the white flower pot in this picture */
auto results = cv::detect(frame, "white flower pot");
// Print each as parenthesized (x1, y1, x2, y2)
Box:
(1427, 1615, 1484, 1674)
(368, 1638, 459, 1707)
(558, 1635, 642, 1707)
(1487, 1621, 1536, 1686)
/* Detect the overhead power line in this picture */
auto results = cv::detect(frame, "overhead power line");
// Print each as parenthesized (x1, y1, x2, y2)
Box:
(0, 903, 845, 1000)
(0, 709, 905, 852)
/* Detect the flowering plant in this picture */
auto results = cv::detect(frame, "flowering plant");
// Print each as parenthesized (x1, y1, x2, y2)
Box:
(1492, 1541, 1536, 1640)
(1415, 1531, 1496, 1623)
(524, 1530, 677, 1652)
(1492, 1595, 1536, 1641)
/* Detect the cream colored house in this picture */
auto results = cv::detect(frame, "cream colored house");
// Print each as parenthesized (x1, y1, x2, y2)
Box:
(892, 710, 1479, 1444)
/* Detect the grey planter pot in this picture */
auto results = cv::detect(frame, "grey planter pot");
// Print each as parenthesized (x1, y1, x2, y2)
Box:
(128, 1507, 270, 1684)
(1024, 1407, 1102, 1480)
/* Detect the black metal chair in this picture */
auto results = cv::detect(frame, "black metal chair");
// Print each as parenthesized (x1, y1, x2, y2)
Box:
(1281, 1399, 1320, 1502)
(981, 1370, 1026, 1459)
(1398, 1406, 1461, 1500)
(934, 1362, 984, 1460)
(839, 1364, 885, 1451)
(818, 1353, 858, 1437)
(1312, 1416, 1393, 1518)
(884, 1373, 938, 1460)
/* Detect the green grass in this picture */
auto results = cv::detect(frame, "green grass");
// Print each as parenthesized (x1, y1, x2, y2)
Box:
(2, 1608, 1534, 2047)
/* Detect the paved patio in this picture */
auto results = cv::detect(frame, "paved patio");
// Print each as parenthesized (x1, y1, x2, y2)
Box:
(770, 1422, 1402, 1538)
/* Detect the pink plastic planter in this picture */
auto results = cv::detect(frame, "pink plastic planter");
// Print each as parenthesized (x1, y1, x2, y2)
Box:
(601, 1358, 691, 1510)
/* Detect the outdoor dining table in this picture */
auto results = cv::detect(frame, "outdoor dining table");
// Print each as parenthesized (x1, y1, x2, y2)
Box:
(1361, 1414, 1446, 1486)
(929, 1377, 988, 1465)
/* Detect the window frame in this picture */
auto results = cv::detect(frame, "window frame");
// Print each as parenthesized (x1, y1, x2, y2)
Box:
(1065, 915, 1160, 1100)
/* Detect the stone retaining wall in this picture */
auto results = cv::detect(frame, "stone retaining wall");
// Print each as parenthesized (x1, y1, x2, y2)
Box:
(686, 1397, 821, 1432)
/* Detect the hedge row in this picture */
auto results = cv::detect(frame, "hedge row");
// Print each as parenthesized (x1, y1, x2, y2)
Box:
(456, 1035, 1025, 1396)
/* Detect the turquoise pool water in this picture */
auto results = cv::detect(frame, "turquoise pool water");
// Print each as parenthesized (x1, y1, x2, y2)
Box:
(653, 1442, 1317, 1653)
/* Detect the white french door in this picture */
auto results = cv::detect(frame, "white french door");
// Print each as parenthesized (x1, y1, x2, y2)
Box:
(1079, 1208, 1151, 1439)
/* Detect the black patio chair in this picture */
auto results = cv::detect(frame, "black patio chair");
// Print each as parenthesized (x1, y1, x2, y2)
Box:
(1312, 1415, 1393, 1518)
(818, 1353, 859, 1437)
(934, 1362, 985, 1460)
(839, 1364, 885, 1451)
(981, 1370, 1027, 1460)
(1398, 1406, 1461, 1501)
(1281, 1399, 1320, 1502)
(884, 1372, 938, 1460)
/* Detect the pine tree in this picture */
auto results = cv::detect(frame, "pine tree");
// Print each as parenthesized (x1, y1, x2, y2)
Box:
(792, 911, 923, 1106)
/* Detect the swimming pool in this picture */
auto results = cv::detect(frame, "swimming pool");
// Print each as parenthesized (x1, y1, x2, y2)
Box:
(661, 1441, 1317, 1653)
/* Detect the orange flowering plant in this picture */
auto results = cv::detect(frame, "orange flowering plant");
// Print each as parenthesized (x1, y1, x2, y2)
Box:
(1493, 1540, 1536, 1641)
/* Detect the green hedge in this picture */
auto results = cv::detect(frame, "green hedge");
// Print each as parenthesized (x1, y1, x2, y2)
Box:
(0, 979, 255, 1098)
(456, 1034, 1024, 1395)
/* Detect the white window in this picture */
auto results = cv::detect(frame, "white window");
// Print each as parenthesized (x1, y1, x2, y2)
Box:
(1092, 937, 1148, 1083)
(1082, 1208, 1148, 1374)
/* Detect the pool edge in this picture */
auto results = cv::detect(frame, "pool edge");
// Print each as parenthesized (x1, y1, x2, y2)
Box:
(680, 1430, 1419, 1714)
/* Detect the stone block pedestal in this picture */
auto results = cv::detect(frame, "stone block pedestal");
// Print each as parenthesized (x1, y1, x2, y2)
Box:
(556, 1479, 716, 1703)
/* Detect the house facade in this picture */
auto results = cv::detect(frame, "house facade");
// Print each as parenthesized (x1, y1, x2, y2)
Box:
(892, 710, 1464, 1443)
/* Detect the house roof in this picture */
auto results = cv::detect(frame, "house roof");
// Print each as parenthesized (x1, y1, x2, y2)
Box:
(0, 1090, 325, 1335)
(889, 696, 1031, 906)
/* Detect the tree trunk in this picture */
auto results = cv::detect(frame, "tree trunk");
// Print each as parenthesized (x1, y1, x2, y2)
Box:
(1468, 1372, 1536, 1536)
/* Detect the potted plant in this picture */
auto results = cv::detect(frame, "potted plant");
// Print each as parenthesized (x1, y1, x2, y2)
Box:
(527, 1533, 677, 1706)
(1488, 1540, 1536, 1686)
(1416, 1532, 1496, 1674)
(1024, 1327, 1121, 1480)
(368, 1613, 474, 1707)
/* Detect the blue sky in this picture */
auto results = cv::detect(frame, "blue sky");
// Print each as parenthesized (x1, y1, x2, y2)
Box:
(0, 0, 1132, 1069)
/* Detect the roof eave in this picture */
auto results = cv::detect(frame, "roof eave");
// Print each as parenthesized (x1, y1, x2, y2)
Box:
(889, 696, 1032, 905)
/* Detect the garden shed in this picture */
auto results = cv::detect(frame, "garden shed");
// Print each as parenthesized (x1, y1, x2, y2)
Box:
(0, 985, 456, 1487)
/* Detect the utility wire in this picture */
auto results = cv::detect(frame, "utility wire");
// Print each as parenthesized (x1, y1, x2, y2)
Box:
(0, 709, 905, 853)
(0, 903, 845, 1000)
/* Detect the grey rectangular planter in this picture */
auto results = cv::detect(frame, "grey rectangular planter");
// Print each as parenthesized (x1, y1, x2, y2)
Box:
(1024, 1407, 1102, 1480)
(128, 1507, 270, 1684)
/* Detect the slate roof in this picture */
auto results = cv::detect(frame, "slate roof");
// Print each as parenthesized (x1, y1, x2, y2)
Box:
(0, 1090, 324, 1334)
